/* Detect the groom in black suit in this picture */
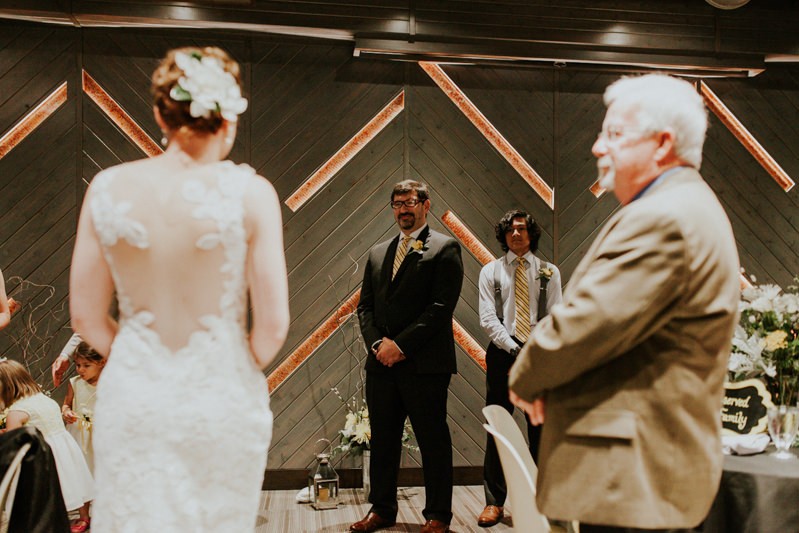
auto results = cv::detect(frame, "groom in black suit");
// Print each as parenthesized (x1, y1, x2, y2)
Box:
(351, 180, 464, 533)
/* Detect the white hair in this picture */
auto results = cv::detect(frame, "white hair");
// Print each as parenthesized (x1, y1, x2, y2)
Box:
(604, 74, 707, 168)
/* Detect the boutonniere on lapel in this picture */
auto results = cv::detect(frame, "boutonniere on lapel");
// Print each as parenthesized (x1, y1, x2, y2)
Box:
(410, 239, 427, 255)
(537, 266, 554, 281)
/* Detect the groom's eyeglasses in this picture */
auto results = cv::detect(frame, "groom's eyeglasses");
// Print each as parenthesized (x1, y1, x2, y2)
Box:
(390, 198, 421, 209)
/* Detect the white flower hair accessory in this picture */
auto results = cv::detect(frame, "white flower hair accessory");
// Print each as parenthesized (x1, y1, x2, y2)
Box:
(169, 51, 248, 122)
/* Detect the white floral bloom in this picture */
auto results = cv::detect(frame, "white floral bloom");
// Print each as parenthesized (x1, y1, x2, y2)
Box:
(764, 363, 777, 378)
(353, 421, 371, 444)
(171, 52, 248, 121)
(728, 351, 751, 374)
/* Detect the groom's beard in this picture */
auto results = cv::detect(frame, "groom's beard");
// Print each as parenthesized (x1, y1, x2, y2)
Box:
(597, 155, 615, 191)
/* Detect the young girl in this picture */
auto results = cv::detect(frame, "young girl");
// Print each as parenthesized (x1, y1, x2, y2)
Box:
(0, 358, 94, 533)
(62, 342, 104, 473)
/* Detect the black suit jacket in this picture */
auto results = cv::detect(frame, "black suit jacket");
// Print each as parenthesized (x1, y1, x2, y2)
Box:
(358, 226, 464, 374)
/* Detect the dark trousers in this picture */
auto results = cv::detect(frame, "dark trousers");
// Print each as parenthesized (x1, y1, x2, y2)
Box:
(581, 526, 694, 533)
(483, 342, 542, 507)
(366, 370, 453, 524)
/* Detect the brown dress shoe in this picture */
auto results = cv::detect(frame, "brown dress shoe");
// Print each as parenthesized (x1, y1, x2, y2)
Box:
(349, 512, 396, 533)
(477, 505, 504, 527)
(420, 519, 450, 533)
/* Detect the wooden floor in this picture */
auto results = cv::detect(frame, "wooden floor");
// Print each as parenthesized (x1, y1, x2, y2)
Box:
(255, 486, 514, 532)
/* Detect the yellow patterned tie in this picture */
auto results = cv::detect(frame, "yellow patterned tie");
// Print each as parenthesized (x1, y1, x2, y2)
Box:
(514, 257, 531, 342)
(393, 236, 413, 279)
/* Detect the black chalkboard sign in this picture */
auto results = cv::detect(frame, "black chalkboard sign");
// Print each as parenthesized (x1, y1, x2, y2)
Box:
(721, 379, 773, 435)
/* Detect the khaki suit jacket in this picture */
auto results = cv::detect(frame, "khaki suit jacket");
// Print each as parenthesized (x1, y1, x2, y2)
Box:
(509, 168, 740, 528)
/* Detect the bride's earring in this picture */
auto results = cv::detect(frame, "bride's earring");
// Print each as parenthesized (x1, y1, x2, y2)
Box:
(161, 132, 168, 147)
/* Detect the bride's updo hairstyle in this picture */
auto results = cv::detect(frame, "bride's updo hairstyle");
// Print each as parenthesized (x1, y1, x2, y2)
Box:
(152, 46, 247, 135)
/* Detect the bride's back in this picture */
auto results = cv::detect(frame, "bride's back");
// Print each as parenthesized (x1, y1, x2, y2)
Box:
(90, 157, 252, 353)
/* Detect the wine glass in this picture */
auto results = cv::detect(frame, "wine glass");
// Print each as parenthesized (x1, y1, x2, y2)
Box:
(767, 405, 799, 459)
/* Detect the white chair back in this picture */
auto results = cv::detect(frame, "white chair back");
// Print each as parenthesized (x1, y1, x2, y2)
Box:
(483, 423, 549, 533)
(483, 405, 539, 483)
(0, 442, 31, 533)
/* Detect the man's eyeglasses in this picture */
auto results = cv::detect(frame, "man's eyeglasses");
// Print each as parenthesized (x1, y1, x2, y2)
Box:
(596, 126, 648, 143)
(390, 198, 422, 209)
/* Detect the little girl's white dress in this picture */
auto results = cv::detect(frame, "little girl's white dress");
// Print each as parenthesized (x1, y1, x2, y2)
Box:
(9, 392, 94, 511)
(67, 376, 97, 473)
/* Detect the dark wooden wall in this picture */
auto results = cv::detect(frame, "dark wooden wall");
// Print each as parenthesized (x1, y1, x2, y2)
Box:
(2, 21, 799, 473)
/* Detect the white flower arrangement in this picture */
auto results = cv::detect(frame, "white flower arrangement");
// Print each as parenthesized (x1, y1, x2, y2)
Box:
(169, 51, 248, 122)
(330, 387, 418, 458)
(730, 279, 799, 404)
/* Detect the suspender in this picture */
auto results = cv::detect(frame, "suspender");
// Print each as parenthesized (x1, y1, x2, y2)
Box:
(493, 258, 551, 324)
(537, 263, 550, 322)
(493, 260, 504, 324)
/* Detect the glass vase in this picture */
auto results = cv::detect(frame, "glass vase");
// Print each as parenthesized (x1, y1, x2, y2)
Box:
(362, 450, 371, 498)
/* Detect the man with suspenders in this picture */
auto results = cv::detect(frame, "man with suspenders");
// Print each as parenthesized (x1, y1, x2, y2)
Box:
(476, 210, 562, 528)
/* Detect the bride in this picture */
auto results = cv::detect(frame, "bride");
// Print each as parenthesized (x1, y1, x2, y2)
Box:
(69, 47, 289, 532)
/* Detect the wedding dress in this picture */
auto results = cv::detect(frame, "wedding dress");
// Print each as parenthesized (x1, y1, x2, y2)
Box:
(88, 161, 272, 532)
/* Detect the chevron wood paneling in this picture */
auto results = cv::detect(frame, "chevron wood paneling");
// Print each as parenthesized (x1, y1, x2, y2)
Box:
(0, 25, 78, 391)
(3, 20, 799, 476)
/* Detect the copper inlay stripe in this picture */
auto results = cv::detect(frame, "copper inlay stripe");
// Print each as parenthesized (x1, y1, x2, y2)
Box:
(419, 61, 554, 210)
(267, 290, 361, 393)
(441, 210, 495, 266)
(454, 319, 487, 370)
(0, 82, 68, 160)
(589, 180, 606, 198)
(285, 91, 405, 211)
(82, 70, 162, 157)
(700, 81, 794, 192)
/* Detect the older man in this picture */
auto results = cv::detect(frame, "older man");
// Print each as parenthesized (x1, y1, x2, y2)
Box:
(510, 74, 740, 533)
(353, 180, 463, 533)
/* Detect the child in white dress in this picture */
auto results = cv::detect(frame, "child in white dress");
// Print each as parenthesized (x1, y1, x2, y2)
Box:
(62, 342, 104, 473)
(0, 358, 94, 533)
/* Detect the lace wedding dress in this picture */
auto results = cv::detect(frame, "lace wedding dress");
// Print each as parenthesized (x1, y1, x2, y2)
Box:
(88, 161, 272, 532)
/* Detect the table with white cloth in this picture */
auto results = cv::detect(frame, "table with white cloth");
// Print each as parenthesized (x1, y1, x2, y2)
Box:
(700, 446, 799, 533)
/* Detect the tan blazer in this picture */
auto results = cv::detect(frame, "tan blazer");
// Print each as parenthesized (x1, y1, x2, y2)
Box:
(510, 168, 740, 529)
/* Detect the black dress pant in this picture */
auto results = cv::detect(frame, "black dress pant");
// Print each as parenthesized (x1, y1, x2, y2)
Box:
(366, 369, 453, 524)
(483, 342, 542, 507)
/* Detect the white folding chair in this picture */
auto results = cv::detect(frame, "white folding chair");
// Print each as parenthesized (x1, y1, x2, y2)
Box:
(483, 405, 540, 482)
(0, 442, 31, 533)
(483, 422, 549, 533)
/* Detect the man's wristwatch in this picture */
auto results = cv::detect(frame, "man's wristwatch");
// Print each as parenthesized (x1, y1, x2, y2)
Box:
(509, 346, 521, 357)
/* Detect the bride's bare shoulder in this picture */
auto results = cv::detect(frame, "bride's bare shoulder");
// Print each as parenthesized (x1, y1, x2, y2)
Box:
(90, 158, 159, 185)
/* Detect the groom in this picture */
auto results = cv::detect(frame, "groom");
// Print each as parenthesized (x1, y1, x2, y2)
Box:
(352, 180, 464, 533)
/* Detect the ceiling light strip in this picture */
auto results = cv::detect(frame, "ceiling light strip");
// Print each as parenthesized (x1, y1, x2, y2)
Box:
(453, 319, 487, 370)
(82, 70, 162, 157)
(0, 81, 68, 160)
(441, 210, 495, 266)
(419, 61, 554, 210)
(285, 91, 405, 212)
(699, 81, 794, 192)
(267, 289, 361, 393)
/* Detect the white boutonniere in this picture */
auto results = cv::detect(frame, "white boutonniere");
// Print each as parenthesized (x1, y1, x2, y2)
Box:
(410, 240, 427, 254)
(537, 266, 554, 281)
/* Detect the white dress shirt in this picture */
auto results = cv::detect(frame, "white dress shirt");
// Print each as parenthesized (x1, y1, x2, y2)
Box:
(478, 250, 563, 354)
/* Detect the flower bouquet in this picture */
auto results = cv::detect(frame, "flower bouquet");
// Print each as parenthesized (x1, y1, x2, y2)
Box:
(730, 279, 799, 405)
(330, 387, 418, 458)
